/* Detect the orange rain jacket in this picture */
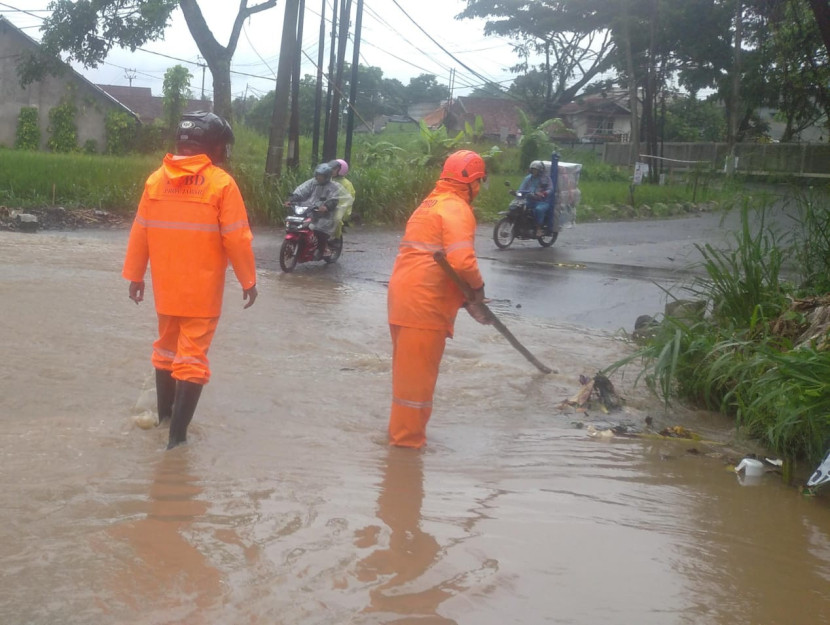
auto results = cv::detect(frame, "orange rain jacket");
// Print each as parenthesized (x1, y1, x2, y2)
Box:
(122, 154, 257, 318)
(387, 179, 484, 337)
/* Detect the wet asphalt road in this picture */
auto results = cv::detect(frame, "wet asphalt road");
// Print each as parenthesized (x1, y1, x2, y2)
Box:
(253, 206, 773, 333)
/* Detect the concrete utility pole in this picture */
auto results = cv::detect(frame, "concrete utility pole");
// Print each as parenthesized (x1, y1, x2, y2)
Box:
(287, 0, 305, 170)
(197, 56, 207, 100)
(344, 0, 364, 163)
(322, 0, 340, 161)
(311, 0, 327, 165)
(265, 0, 300, 176)
(323, 0, 352, 161)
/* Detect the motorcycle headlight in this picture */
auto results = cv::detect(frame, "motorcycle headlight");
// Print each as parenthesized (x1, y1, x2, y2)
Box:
(294, 205, 306, 216)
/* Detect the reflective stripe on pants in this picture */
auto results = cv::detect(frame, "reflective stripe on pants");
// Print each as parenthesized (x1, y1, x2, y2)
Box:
(388, 324, 446, 448)
(151, 315, 219, 385)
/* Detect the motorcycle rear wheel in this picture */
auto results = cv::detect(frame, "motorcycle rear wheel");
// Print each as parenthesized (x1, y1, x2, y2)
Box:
(493, 217, 515, 249)
(324, 237, 343, 264)
(538, 231, 559, 247)
(279, 239, 299, 272)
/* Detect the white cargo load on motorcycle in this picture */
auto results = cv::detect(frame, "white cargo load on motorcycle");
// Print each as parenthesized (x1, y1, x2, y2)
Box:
(548, 159, 582, 231)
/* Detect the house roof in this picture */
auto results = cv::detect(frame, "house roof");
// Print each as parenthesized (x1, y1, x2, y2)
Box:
(407, 101, 443, 121)
(558, 94, 630, 116)
(0, 16, 138, 120)
(96, 84, 209, 123)
(420, 107, 446, 129)
(452, 96, 526, 135)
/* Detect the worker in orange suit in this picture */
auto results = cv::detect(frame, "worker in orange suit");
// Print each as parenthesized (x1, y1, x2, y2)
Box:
(122, 111, 258, 450)
(387, 150, 491, 449)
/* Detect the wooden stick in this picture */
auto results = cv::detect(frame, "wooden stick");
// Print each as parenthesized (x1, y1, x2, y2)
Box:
(433, 251, 553, 374)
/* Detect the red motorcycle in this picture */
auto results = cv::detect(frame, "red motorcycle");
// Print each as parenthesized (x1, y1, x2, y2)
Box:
(279, 204, 343, 272)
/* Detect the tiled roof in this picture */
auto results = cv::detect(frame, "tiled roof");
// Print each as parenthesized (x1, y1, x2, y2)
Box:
(96, 84, 210, 123)
(452, 97, 526, 135)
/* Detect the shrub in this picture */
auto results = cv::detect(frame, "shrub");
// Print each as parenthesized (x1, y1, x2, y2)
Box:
(47, 99, 78, 153)
(105, 110, 137, 155)
(15, 107, 40, 150)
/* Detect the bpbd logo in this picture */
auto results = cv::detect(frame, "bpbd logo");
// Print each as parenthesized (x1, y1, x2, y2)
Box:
(168, 174, 206, 188)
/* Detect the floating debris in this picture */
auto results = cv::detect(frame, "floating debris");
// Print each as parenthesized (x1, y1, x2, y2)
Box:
(560, 373, 623, 413)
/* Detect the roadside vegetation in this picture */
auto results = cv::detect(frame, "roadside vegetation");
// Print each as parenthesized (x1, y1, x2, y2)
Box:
(605, 187, 830, 473)
(0, 122, 736, 226)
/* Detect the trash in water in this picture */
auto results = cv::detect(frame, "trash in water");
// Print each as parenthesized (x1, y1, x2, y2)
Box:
(734, 457, 765, 477)
(133, 411, 158, 430)
(658, 425, 700, 440)
(806, 449, 830, 489)
(560, 373, 623, 413)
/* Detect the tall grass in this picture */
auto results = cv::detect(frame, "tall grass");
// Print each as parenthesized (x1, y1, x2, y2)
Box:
(0, 148, 157, 211)
(606, 190, 830, 465)
(0, 129, 743, 224)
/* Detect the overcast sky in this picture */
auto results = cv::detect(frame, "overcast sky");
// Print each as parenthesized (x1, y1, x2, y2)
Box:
(3, 1, 529, 100)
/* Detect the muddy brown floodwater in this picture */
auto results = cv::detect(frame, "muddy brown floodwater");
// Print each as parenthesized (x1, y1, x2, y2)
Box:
(2, 228, 830, 625)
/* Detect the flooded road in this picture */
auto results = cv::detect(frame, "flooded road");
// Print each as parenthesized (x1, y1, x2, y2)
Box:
(2, 224, 830, 625)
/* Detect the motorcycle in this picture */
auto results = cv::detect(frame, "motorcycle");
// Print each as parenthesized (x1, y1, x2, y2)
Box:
(492, 183, 558, 249)
(279, 204, 343, 272)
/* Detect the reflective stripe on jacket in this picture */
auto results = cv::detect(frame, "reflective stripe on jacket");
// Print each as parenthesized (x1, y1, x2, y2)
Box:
(387, 179, 484, 336)
(122, 153, 256, 317)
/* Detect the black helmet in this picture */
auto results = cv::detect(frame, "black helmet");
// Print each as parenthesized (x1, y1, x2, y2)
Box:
(314, 162, 333, 183)
(175, 111, 234, 163)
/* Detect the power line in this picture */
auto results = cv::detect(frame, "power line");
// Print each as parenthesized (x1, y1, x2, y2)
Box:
(387, 0, 508, 92)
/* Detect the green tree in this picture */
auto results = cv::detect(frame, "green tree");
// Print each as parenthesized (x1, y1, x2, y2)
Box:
(18, 0, 276, 122)
(404, 74, 450, 105)
(341, 65, 407, 122)
(662, 96, 727, 141)
(459, 0, 615, 120)
(162, 65, 193, 133)
(751, 0, 830, 141)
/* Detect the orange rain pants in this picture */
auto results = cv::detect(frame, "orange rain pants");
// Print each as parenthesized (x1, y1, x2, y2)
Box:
(389, 324, 447, 448)
(151, 315, 219, 385)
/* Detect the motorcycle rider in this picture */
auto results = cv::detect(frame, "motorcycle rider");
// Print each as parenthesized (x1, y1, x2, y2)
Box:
(122, 110, 258, 450)
(517, 160, 553, 237)
(328, 158, 354, 239)
(285, 162, 348, 259)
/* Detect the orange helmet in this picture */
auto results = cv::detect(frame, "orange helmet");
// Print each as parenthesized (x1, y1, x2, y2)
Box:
(440, 150, 487, 184)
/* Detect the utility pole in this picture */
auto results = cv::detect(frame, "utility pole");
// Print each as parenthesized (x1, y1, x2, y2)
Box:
(197, 56, 207, 100)
(124, 68, 136, 87)
(322, 0, 340, 160)
(324, 0, 352, 161)
(726, 0, 742, 177)
(344, 0, 363, 163)
(265, 0, 300, 176)
(311, 0, 326, 165)
(287, 0, 305, 170)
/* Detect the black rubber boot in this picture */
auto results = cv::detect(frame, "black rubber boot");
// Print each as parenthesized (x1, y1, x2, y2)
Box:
(155, 368, 176, 425)
(167, 380, 203, 450)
